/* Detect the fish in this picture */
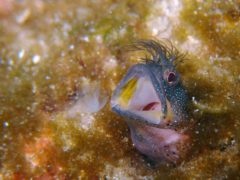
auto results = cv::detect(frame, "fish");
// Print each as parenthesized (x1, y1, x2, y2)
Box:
(110, 39, 191, 165)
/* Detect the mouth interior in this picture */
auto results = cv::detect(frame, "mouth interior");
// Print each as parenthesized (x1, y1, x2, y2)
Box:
(128, 77, 161, 111)
(115, 76, 163, 124)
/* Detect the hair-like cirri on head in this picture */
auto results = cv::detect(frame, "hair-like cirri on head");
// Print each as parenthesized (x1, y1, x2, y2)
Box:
(126, 39, 186, 67)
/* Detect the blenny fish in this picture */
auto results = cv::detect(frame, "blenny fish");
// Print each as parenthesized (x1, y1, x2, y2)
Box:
(111, 40, 191, 164)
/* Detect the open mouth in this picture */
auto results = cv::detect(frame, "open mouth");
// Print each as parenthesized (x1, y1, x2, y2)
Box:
(111, 75, 165, 125)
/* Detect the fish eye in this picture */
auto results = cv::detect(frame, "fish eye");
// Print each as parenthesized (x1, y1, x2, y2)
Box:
(168, 72, 176, 83)
(164, 70, 177, 84)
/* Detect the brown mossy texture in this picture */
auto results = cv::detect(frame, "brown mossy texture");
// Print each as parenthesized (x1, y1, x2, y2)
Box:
(0, 0, 239, 179)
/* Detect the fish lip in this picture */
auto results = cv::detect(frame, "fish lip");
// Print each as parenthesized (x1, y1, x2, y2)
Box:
(112, 64, 167, 109)
(111, 104, 178, 129)
(144, 63, 168, 115)
(111, 63, 170, 126)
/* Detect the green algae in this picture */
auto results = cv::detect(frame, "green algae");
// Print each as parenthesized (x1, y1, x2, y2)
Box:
(0, 0, 240, 179)
(176, 0, 240, 115)
(0, 0, 153, 178)
(169, 0, 240, 178)
(179, 0, 240, 57)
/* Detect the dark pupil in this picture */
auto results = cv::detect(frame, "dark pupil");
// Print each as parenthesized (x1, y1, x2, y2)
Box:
(168, 72, 176, 83)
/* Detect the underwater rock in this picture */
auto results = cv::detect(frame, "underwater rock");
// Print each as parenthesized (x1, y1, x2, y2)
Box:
(65, 81, 107, 130)
(67, 81, 107, 116)
(111, 40, 191, 164)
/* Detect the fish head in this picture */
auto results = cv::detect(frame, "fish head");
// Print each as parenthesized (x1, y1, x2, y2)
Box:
(110, 40, 191, 164)
(110, 40, 187, 128)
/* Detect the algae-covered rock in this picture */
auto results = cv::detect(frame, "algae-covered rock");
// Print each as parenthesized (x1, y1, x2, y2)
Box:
(0, 0, 239, 179)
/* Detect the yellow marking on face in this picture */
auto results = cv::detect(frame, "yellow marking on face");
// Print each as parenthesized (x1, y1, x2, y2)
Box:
(117, 77, 137, 107)
(137, 110, 161, 117)
(166, 100, 173, 121)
